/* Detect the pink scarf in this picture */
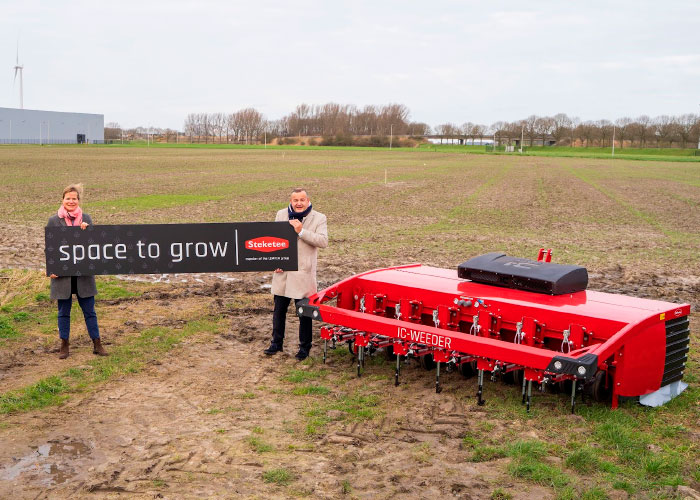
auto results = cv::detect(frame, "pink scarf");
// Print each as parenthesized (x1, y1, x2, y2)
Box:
(57, 205, 83, 226)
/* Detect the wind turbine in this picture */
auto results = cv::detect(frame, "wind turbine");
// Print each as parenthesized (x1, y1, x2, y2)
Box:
(13, 43, 24, 109)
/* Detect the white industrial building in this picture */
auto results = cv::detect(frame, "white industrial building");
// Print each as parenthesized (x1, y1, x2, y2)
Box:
(0, 107, 104, 144)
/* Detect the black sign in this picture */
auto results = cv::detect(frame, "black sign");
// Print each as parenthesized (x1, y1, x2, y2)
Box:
(45, 222, 298, 276)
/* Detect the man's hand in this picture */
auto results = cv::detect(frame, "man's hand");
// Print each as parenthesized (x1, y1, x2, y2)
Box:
(80, 222, 89, 230)
(49, 274, 58, 279)
(274, 268, 284, 273)
(289, 219, 302, 233)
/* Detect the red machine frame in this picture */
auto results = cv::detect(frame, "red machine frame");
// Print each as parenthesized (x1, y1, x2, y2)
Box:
(297, 263, 691, 412)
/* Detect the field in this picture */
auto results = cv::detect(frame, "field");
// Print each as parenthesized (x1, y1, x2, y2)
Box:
(0, 145, 698, 499)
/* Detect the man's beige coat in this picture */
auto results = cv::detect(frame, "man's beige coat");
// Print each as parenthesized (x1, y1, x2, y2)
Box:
(271, 208, 328, 299)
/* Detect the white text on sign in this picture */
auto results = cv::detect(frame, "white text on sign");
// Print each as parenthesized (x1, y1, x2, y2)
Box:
(397, 327, 452, 349)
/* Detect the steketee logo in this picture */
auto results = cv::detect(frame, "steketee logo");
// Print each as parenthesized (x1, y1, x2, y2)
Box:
(245, 237, 289, 253)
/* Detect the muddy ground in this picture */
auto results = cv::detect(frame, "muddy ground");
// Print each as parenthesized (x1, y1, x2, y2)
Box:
(1, 248, 698, 499)
(0, 268, 561, 500)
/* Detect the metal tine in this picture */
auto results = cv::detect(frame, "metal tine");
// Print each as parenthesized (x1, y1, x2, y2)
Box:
(477, 369, 485, 406)
(395, 355, 400, 386)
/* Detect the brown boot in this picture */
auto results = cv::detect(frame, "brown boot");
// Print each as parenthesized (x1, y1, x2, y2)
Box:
(92, 338, 108, 356)
(59, 339, 69, 359)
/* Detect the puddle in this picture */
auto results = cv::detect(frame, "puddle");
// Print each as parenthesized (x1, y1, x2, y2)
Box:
(0, 440, 92, 486)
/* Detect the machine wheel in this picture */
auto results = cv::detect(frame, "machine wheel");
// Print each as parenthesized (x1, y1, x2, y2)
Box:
(419, 353, 436, 370)
(592, 370, 611, 402)
(458, 360, 477, 378)
(384, 345, 397, 361)
(348, 340, 355, 355)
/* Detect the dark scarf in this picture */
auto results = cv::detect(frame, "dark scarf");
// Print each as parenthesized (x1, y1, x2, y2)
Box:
(288, 203, 312, 221)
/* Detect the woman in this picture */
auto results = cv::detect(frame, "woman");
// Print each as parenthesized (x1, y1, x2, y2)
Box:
(48, 183, 108, 359)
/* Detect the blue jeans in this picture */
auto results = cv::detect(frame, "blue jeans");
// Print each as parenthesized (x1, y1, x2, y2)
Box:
(57, 295, 100, 341)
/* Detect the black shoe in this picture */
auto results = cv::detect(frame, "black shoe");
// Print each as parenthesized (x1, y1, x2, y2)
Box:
(295, 350, 309, 361)
(264, 344, 283, 355)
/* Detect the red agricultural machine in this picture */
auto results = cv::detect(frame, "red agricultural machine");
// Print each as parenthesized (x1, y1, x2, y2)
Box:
(297, 251, 691, 413)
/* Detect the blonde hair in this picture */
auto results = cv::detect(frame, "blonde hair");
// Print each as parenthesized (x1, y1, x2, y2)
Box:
(62, 183, 84, 200)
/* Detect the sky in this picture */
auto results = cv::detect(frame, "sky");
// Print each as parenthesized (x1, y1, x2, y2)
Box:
(1, 0, 699, 130)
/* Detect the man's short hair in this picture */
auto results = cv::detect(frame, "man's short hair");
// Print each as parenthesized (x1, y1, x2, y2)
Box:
(291, 188, 309, 198)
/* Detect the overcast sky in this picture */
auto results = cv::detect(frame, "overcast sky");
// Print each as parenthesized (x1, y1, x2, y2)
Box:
(1, 0, 699, 130)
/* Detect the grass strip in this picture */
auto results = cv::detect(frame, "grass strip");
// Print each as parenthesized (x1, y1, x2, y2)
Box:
(0, 376, 68, 413)
(44, 142, 700, 162)
(92, 193, 224, 211)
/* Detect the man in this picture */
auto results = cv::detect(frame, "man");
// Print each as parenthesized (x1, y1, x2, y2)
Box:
(265, 188, 328, 360)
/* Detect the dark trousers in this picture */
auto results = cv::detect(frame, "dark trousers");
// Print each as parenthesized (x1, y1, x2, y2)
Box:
(272, 295, 312, 352)
(57, 295, 100, 341)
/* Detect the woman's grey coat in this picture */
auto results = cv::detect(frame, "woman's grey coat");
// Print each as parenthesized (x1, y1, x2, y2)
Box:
(47, 214, 98, 300)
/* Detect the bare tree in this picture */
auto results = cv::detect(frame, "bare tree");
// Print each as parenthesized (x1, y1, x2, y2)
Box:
(597, 120, 613, 147)
(471, 124, 486, 145)
(576, 121, 597, 147)
(490, 121, 507, 147)
(408, 122, 430, 136)
(633, 115, 651, 147)
(434, 124, 449, 143)
(232, 108, 265, 143)
(551, 114, 571, 145)
(614, 117, 632, 149)
(690, 115, 700, 148)
(104, 122, 122, 140)
(461, 122, 474, 145)
(535, 116, 554, 146)
(676, 114, 696, 148)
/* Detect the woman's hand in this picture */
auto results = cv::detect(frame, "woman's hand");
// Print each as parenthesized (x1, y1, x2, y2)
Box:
(49, 274, 58, 279)
(80, 222, 89, 230)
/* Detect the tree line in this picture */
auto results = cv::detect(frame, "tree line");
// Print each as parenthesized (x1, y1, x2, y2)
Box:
(175, 104, 430, 144)
(435, 114, 700, 148)
(106, 107, 700, 149)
